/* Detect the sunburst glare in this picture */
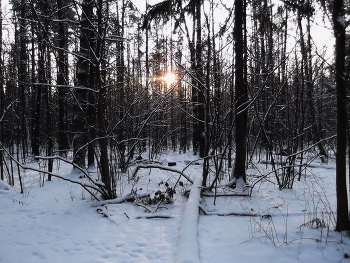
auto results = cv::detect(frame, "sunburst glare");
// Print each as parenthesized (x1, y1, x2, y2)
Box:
(161, 72, 176, 86)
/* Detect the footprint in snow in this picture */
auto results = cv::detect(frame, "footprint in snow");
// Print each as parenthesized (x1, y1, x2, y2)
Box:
(128, 252, 139, 258)
(136, 242, 147, 247)
(115, 243, 125, 247)
(31, 251, 45, 259)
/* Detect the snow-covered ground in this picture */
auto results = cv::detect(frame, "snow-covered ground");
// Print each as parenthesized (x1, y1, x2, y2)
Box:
(0, 152, 349, 263)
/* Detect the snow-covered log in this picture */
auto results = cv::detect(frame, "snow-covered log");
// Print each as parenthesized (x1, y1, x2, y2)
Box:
(175, 172, 202, 263)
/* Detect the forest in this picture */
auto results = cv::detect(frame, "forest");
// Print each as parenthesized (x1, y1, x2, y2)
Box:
(0, 0, 350, 261)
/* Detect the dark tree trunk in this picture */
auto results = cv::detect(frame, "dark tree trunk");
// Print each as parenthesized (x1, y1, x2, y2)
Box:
(0, 0, 3, 181)
(202, 11, 211, 187)
(57, 0, 69, 157)
(96, 0, 114, 199)
(18, 0, 28, 157)
(228, 50, 234, 169)
(144, 6, 150, 153)
(190, 3, 198, 156)
(73, 0, 92, 168)
(233, 0, 248, 186)
(87, 10, 97, 167)
(42, 0, 53, 176)
(116, 0, 126, 172)
(333, 0, 350, 232)
(32, 39, 43, 158)
(195, 0, 205, 158)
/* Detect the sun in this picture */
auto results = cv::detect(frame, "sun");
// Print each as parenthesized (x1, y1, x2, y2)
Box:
(161, 72, 176, 86)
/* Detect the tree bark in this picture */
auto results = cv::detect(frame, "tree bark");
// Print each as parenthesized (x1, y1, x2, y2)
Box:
(116, 0, 126, 172)
(233, 0, 247, 185)
(333, 0, 350, 232)
(73, 0, 92, 168)
(57, 0, 69, 157)
(195, 0, 205, 158)
(0, 0, 3, 181)
(17, 0, 29, 157)
(96, 0, 114, 199)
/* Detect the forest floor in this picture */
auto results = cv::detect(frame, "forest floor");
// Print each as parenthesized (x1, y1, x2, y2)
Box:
(0, 151, 350, 263)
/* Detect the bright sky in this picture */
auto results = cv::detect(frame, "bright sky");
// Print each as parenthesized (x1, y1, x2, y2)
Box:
(0, 0, 334, 62)
(133, 0, 334, 60)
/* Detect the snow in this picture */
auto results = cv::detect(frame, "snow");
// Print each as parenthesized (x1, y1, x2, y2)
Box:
(1, 152, 350, 263)
(0, 179, 10, 190)
(176, 172, 202, 263)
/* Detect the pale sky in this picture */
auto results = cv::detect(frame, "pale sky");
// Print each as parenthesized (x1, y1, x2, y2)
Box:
(133, 0, 334, 60)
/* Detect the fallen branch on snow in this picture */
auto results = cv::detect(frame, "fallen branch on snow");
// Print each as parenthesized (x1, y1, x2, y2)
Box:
(93, 193, 149, 207)
(200, 204, 256, 216)
(202, 191, 249, 197)
(23, 166, 102, 201)
(131, 164, 194, 184)
(134, 215, 171, 219)
(199, 205, 272, 218)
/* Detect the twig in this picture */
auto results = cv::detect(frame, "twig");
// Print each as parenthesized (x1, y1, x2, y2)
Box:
(135, 215, 171, 219)
(202, 191, 249, 197)
(134, 201, 152, 212)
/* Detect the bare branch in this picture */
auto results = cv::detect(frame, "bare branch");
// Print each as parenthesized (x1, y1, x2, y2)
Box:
(131, 164, 194, 184)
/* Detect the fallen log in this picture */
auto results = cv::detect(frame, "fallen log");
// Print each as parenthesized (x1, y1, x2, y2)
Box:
(175, 173, 202, 263)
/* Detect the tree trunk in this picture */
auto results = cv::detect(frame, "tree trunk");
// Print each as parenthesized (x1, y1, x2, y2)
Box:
(333, 0, 350, 232)
(0, 0, 3, 181)
(96, 0, 114, 199)
(18, 0, 29, 157)
(116, 0, 126, 172)
(190, 3, 198, 156)
(73, 0, 92, 168)
(57, 0, 69, 157)
(233, 0, 247, 186)
(87, 11, 97, 167)
(195, 0, 205, 158)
